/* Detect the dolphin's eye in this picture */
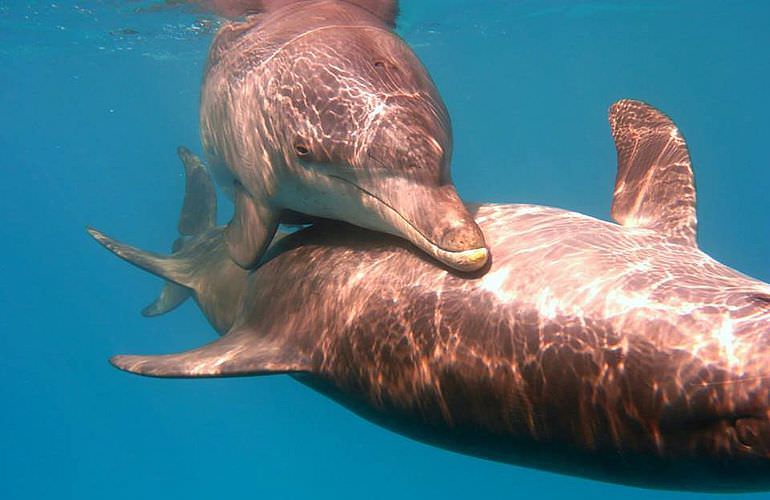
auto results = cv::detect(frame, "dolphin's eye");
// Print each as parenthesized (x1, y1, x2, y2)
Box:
(293, 140, 312, 159)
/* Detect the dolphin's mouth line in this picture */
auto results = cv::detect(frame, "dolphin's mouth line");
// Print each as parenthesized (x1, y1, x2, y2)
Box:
(327, 174, 441, 247)
(326, 174, 487, 268)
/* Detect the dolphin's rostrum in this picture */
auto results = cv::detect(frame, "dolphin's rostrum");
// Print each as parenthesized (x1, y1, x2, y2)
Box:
(90, 100, 770, 491)
(199, 0, 488, 271)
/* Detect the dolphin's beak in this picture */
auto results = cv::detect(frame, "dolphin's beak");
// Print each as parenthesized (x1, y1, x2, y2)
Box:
(329, 175, 489, 272)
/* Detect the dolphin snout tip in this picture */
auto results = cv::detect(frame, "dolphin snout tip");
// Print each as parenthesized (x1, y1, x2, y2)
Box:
(434, 224, 489, 271)
(440, 247, 489, 272)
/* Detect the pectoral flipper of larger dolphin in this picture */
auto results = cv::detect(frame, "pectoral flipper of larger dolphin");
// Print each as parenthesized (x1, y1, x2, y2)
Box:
(110, 329, 308, 378)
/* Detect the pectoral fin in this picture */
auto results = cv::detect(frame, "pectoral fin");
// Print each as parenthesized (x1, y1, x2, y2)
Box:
(110, 329, 307, 378)
(608, 99, 697, 247)
(225, 183, 279, 269)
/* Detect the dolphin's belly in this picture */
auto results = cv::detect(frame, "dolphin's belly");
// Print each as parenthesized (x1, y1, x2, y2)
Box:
(295, 367, 770, 492)
(299, 291, 770, 491)
(311, 290, 643, 449)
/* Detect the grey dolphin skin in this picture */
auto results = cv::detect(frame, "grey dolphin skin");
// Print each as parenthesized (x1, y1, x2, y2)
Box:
(90, 101, 770, 491)
(198, 0, 488, 271)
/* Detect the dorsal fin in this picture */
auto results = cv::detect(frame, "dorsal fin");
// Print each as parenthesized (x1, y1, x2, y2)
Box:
(608, 99, 697, 247)
(199, 0, 399, 27)
(110, 329, 308, 378)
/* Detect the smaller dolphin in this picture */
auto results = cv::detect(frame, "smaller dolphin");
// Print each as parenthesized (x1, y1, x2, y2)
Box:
(199, 0, 488, 271)
(90, 100, 770, 491)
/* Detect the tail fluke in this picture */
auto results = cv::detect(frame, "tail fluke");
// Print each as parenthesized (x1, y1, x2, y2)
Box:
(176, 146, 217, 236)
(88, 147, 218, 306)
(140, 147, 218, 316)
(141, 236, 192, 316)
(87, 227, 198, 289)
(141, 280, 192, 317)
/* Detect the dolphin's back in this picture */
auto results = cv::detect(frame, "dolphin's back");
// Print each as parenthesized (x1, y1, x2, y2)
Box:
(264, 202, 760, 331)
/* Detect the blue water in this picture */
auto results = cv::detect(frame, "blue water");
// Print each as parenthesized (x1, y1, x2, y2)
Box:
(1, 1, 768, 498)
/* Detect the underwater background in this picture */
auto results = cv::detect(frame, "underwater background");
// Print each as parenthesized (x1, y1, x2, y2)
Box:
(1, 1, 769, 498)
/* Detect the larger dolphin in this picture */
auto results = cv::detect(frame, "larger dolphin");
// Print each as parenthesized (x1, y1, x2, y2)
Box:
(199, 0, 488, 271)
(90, 101, 770, 491)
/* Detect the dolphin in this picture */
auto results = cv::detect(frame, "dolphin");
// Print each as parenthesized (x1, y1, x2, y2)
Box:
(198, 0, 488, 271)
(90, 100, 770, 491)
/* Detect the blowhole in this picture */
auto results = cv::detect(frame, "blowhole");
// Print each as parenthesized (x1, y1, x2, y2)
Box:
(373, 60, 399, 73)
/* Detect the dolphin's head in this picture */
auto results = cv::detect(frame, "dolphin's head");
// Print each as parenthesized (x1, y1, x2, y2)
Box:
(271, 23, 488, 272)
